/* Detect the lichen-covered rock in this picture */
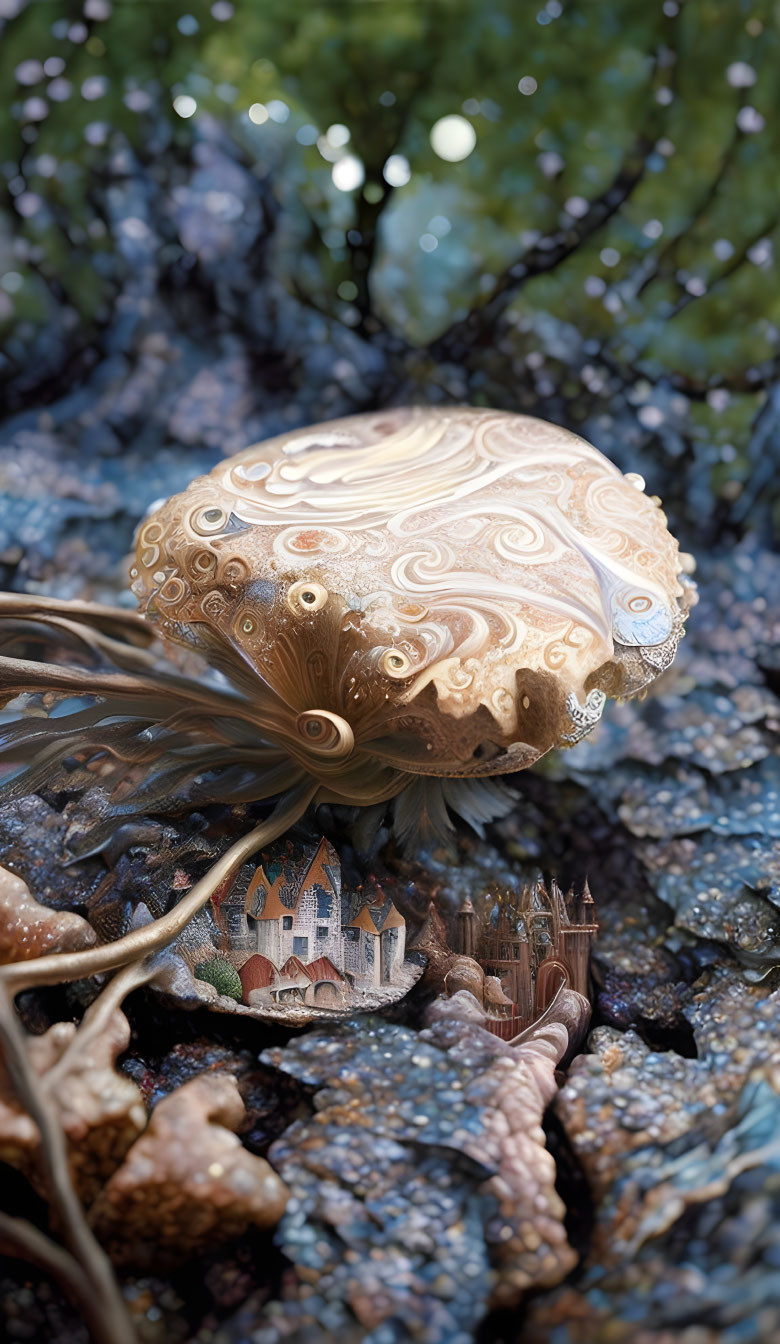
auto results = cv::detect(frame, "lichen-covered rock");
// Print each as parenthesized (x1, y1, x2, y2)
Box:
(0, 1008, 145, 1204)
(88, 1072, 288, 1268)
(250, 1000, 576, 1341)
(526, 1057, 780, 1344)
(0, 865, 96, 963)
(522, 965, 780, 1343)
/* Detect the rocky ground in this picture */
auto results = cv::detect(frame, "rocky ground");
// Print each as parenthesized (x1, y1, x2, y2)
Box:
(1, 2, 779, 1340)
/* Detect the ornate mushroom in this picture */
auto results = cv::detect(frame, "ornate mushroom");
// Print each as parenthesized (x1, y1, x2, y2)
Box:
(131, 406, 693, 802)
(0, 407, 694, 993)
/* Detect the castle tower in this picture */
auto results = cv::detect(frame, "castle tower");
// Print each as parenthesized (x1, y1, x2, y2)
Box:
(579, 878, 597, 928)
(345, 905, 382, 988)
(550, 878, 568, 940)
(476, 896, 533, 1024)
(513, 919, 534, 1024)
(455, 897, 477, 958)
(378, 902, 406, 983)
(557, 879, 598, 997)
(527, 880, 555, 974)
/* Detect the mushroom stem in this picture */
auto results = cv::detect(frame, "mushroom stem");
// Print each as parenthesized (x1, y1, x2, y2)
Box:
(0, 779, 318, 994)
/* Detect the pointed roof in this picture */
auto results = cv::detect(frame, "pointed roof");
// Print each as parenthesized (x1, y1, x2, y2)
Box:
(457, 897, 476, 916)
(406, 899, 449, 956)
(530, 880, 552, 914)
(249, 835, 339, 920)
(550, 878, 569, 925)
(347, 905, 380, 935)
(279, 954, 311, 984)
(302, 836, 339, 894)
(379, 902, 405, 931)
(304, 955, 344, 984)
(251, 874, 289, 920)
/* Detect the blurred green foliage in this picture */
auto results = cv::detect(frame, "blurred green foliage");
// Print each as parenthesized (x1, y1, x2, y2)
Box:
(1, 0, 779, 532)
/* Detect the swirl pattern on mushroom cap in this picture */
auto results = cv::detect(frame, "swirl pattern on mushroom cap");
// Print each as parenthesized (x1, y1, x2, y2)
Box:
(130, 408, 691, 786)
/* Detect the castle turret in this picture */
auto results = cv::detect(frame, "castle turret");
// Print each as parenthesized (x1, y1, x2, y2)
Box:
(579, 878, 597, 927)
(557, 879, 598, 997)
(455, 897, 477, 958)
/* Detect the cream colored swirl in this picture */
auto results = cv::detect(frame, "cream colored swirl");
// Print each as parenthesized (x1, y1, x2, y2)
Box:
(131, 407, 690, 779)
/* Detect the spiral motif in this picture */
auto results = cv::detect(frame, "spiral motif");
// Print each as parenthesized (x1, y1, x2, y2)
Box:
(157, 576, 187, 606)
(295, 710, 355, 760)
(191, 548, 217, 580)
(380, 647, 415, 679)
(132, 407, 691, 779)
(190, 505, 229, 537)
(286, 579, 329, 615)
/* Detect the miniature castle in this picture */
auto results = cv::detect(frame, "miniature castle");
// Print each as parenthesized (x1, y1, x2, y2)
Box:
(211, 838, 406, 1009)
(453, 879, 597, 1035)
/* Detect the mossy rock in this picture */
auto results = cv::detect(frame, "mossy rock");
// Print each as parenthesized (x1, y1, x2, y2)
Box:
(194, 957, 243, 1003)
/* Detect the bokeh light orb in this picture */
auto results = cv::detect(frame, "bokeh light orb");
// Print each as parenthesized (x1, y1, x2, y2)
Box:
(429, 115, 477, 162)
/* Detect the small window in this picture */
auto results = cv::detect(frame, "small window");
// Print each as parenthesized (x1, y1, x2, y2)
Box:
(316, 889, 331, 919)
(345, 927, 359, 942)
(282, 915, 293, 930)
(316, 925, 328, 940)
(293, 936, 308, 959)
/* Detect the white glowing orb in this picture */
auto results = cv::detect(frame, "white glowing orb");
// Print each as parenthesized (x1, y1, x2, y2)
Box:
(383, 154, 411, 187)
(429, 115, 476, 162)
(173, 94, 197, 119)
(331, 155, 365, 192)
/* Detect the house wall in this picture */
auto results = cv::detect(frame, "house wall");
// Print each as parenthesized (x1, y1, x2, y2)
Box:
(286, 883, 343, 969)
(343, 927, 360, 978)
(252, 881, 343, 970)
(220, 904, 251, 953)
(352, 929, 380, 988)
(380, 925, 406, 983)
(254, 917, 281, 967)
(238, 855, 409, 998)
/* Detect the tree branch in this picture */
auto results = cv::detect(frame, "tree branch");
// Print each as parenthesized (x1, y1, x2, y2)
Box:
(0, 987, 138, 1344)
(431, 130, 658, 364)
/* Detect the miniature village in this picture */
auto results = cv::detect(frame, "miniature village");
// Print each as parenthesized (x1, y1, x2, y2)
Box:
(176, 831, 598, 1032)
(445, 880, 598, 1039)
(177, 837, 418, 1019)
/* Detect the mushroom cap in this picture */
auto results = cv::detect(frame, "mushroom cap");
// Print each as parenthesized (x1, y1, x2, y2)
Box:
(131, 408, 692, 791)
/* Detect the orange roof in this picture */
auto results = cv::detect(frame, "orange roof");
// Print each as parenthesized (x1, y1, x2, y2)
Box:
(302, 837, 334, 891)
(380, 902, 405, 930)
(249, 835, 338, 920)
(347, 905, 380, 935)
(254, 881, 291, 920)
(245, 862, 287, 918)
